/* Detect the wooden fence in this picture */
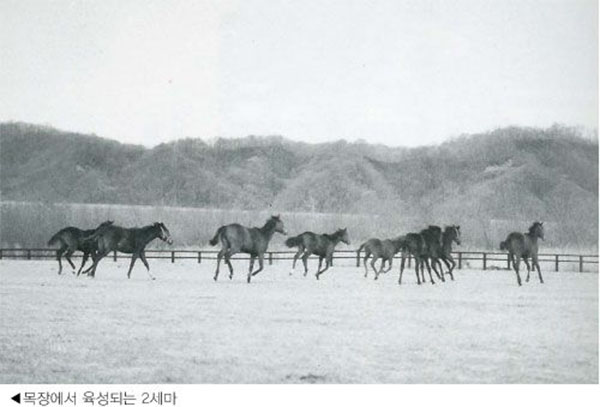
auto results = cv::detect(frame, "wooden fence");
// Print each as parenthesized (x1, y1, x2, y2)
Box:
(0, 248, 598, 273)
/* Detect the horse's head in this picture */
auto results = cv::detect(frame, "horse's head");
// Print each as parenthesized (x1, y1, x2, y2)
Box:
(271, 215, 286, 235)
(337, 228, 350, 245)
(530, 221, 544, 240)
(451, 225, 461, 245)
(156, 222, 173, 244)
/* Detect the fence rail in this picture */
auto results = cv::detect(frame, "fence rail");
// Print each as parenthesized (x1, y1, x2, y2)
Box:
(0, 248, 598, 273)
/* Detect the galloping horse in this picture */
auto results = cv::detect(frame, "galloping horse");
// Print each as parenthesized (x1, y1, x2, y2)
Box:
(47, 220, 113, 275)
(439, 225, 461, 280)
(500, 222, 545, 286)
(285, 228, 350, 279)
(209, 215, 286, 283)
(357, 236, 405, 280)
(420, 226, 445, 283)
(81, 222, 173, 279)
(398, 232, 429, 285)
(398, 226, 444, 285)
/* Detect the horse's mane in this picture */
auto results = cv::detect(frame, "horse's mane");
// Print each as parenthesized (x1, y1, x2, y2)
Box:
(331, 229, 346, 238)
(261, 216, 281, 231)
(527, 222, 542, 235)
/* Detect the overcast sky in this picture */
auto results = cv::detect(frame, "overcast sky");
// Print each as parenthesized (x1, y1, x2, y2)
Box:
(1, 0, 597, 147)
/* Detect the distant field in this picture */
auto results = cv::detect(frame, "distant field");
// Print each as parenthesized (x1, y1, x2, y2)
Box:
(0, 259, 597, 383)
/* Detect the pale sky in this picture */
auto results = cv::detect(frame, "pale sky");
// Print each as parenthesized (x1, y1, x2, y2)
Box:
(1, 0, 597, 147)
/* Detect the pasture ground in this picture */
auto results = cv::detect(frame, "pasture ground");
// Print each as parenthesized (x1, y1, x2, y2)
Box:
(0, 259, 597, 383)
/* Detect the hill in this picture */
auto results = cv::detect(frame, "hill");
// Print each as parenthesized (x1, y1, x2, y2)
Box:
(0, 122, 597, 248)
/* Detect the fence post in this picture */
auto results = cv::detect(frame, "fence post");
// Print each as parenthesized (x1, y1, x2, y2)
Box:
(555, 255, 559, 272)
(27, 249, 31, 260)
(0, 249, 3, 260)
(171, 251, 175, 263)
(483, 253, 487, 270)
(579, 256, 583, 273)
(507, 254, 511, 270)
(458, 252, 462, 270)
(198, 251, 202, 264)
(356, 251, 360, 267)
(113, 251, 117, 262)
(268, 252, 273, 265)
(408, 256, 412, 268)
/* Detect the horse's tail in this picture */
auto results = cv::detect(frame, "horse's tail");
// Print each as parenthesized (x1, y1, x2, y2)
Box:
(356, 242, 366, 254)
(285, 235, 302, 248)
(499, 240, 507, 251)
(47, 232, 63, 247)
(209, 227, 224, 246)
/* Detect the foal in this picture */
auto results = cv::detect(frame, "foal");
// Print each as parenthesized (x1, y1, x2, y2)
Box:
(47, 220, 113, 275)
(81, 222, 173, 279)
(357, 236, 405, 280)
(285, 228, 350, 279)
(500, 221, 545, 286)
(209, 215, 286, 283)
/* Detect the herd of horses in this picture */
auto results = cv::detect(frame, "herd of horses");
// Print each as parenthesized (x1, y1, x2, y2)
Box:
(46, 216, 545, 286)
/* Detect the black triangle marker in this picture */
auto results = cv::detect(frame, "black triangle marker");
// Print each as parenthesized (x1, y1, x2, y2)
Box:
(11, 393, 20, 404)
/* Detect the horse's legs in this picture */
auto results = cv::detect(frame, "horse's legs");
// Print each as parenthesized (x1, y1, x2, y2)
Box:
(290, 247, 303, 275)
(430, 258, 444, 282)
(85, 250, 108, 278)
(77, 252, 90, 276)
(64, 248, 76, 271)
(127, 253, 139, 279)
(139, 251, 156, 280)
(370, 255, 379, 279)
(250, 253, 265, 277)
(399, 255, 406, 284)
(248, 254, 256, 278)
(315, 256, 325, 279)
(302, 252, 311, 276)
(363, 252, 371, 277)
(56, 247, 66, 274)
(443, 256, 455, 281)
(214, 249, 225, 281)
(533, 254, 543, 283)
(424, 258, 435, 285)
(316, 252, 334, 280)
(385, 257, 393, 272)
(414, 257, 422, 285)
(513, 256, 522, 286)
(224, 250, 234, 279)
(419, 259, 426, 283)
(374, 257, 384, 280)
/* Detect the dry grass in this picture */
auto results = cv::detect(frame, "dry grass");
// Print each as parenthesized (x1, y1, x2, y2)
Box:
(0, 259, 597, 383)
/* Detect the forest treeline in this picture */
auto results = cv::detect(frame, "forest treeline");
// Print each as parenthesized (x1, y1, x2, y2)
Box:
(0, 122, 597, 249)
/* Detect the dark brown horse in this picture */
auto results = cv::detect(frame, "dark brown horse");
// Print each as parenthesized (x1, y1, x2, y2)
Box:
(357, 236, 405, 280)
(420, 226, 445, 283)
(285, 228, 350, 279)
(47, 220, 113, 275)
(81, 222, 173, 279)
(439, 225, 461, 280)
(500, 222, 545, 286)
(398, 226, 444, 285)
(398, 232, 429, 285)
(209, 215, 286, 283)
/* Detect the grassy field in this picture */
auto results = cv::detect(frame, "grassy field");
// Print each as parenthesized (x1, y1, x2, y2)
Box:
(0, 259, 597, 383)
